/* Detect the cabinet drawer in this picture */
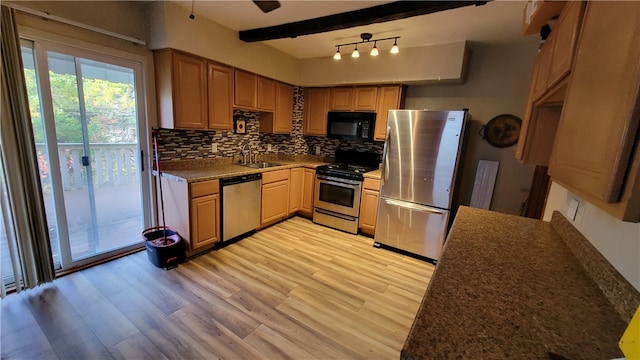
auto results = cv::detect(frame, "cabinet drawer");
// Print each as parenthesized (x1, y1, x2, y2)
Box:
(190, 179, 220, 198)
(363, 178, 381, 191)
(262, 169, 290, 184)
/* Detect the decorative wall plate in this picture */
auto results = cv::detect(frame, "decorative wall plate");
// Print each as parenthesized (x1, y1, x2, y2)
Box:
(235, 119, 246, 134)
(480, 114, 522, 148)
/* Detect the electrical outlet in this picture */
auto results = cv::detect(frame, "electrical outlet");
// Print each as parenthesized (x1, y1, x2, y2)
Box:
(267, 144, 272, 151)
(315, 146, 321, 155)
(211, 143, 217, 153)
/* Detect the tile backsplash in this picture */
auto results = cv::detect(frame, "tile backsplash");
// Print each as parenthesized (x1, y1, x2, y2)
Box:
(155, 86, 384, 162)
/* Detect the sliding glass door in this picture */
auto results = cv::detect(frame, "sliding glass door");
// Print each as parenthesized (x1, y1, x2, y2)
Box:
(21, 40, 151, 270)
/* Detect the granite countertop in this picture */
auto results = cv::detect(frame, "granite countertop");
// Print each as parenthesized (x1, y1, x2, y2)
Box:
(363, 168, 382, 180)
(402, 206, 640, 359)
(158, 157, 328, 183)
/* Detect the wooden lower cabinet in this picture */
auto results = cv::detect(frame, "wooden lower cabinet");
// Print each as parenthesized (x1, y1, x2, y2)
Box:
(300, 168, 315, 216)
(160, 178, 220, 256)
(190, 193, 220, 249)
(288, 168, 303, 214)
(261, 169, 290, 225)
(359, 178, 381, 235)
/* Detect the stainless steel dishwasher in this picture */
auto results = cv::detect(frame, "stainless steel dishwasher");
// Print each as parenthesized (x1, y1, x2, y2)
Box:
(220, 173, 262, 244)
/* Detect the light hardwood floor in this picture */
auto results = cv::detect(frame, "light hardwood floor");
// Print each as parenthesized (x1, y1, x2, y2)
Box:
(1, 217, 434, 359)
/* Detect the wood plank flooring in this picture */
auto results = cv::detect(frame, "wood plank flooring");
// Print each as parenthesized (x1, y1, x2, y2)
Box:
(1, 217, 434, 359)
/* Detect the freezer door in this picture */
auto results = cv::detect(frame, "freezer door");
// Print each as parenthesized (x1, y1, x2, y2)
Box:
(380, 110, 466, 209)
(374, 197, 449, 261)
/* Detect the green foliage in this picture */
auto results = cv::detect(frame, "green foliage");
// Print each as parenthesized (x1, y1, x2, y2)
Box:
(23, 68, 138, 145)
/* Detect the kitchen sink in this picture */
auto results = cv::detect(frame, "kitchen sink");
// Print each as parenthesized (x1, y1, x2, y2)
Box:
(240, 162, 282, 169)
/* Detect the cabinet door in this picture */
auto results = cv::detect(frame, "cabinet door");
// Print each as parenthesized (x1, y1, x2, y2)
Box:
(547, 1, 584, 89)
(304, 88, 330, 136)
(190, 193, 220, 249)
(354, 86, 378, 111)
(289, 168, 303, 213)
(274, 82, 294, 133)
(549, 1, 640, 203)
(374, 85, 404, 141)
(173, 52, 207, 129)
(207, 62, 233, 130)
(330, 87, 353, 110)
(261, 180, 289, 224)
(300, 168, 315, 215)
(359, 189, 379, 234)
(257, 76, 276, 111)
(531, 36, 554, 101)
(234, 70, 257, 109)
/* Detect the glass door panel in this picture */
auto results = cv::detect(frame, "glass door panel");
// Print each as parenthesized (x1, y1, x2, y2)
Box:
(21, 40, 150, 270)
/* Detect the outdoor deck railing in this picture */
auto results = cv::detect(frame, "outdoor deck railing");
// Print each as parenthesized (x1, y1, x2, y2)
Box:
(35, 143, 139, 191)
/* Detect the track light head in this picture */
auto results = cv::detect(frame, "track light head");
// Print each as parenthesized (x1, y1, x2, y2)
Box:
(352, 44, 360, 58)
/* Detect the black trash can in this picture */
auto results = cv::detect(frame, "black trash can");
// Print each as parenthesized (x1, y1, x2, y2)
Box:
(143, 226, 184, 269)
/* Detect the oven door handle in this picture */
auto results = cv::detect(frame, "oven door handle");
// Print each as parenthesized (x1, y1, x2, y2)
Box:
(382, 198, 444, 215)
(316, 175, 361, 186)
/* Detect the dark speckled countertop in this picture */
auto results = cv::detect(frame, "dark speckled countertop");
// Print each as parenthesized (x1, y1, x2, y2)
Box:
(157, 156, 329, 183)
(402, 206, 639, 359)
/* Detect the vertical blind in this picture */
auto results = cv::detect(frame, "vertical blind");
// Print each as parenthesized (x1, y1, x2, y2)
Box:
(0, 5, 55, 296)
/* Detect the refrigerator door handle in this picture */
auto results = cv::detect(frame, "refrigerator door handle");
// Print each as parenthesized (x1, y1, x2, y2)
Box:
(382, 126, 391, 186)
(382, 198, 444, 215)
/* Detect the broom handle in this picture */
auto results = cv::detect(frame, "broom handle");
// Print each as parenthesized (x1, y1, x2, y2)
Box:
(153, 131, 167, 242)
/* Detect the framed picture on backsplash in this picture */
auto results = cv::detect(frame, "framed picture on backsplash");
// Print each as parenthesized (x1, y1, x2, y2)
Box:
(235, 119, 246, 134)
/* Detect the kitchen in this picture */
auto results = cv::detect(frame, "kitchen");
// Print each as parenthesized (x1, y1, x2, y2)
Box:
(1, 1, 639, 359)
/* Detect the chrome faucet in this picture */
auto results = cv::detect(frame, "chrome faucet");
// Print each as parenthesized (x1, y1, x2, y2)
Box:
(241, 143, 252, 164)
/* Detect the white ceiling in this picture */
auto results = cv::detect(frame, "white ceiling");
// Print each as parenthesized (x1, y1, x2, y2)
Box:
(171, 0, 537, 59)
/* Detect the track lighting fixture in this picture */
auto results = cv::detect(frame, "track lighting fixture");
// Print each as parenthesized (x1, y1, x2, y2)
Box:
(333, 33, 400, 60)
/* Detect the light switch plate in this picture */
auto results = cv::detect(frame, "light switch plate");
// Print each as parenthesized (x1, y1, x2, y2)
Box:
(267, 144, 272, 151)
(315, 146, 321, 155)
(211, 143, 217, 153)
(567, 199, 579, 221)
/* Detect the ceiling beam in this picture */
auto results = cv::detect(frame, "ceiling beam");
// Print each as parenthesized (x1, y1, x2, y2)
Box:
(239, 1, 489, 43)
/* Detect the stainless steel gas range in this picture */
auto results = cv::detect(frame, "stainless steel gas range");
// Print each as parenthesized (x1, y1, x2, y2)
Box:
(313, 150, 379, 234)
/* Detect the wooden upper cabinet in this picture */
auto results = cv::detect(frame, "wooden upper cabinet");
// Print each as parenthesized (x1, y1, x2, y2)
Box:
(260, 82, 293, 134)
(531, 35, 554, 101)
(304, 88, 330, 136)
(257, 76, 276, 111)
(274, 83, 294, 133)
(330, 87, 353, 111)
(330, 86, 378, 111)
(234, 70, 257, 109)
(374, 85, 406, 141)
(154, 49, 207, 129)
(207, 62, 233, 130)
(549, 1, 640, 220)
(353, 87, 378, 111)
(516, 2, 584, 166)
(547, 1, 585, 91)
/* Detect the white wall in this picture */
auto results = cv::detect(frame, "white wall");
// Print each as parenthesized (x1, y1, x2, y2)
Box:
(544, 182, 640, 291)
(404, 41, 538, 215)
(299, 41, 468, 86)
(148, 1, 300, 85)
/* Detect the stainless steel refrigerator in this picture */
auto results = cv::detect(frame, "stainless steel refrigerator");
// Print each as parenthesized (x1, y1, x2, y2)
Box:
(374, 110, 467, 264)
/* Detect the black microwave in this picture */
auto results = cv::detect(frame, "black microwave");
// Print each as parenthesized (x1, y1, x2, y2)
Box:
(326, 111, 376, 141)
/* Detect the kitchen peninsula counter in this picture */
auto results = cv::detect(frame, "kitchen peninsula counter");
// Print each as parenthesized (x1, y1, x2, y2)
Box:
(402, 206, 639, 359)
